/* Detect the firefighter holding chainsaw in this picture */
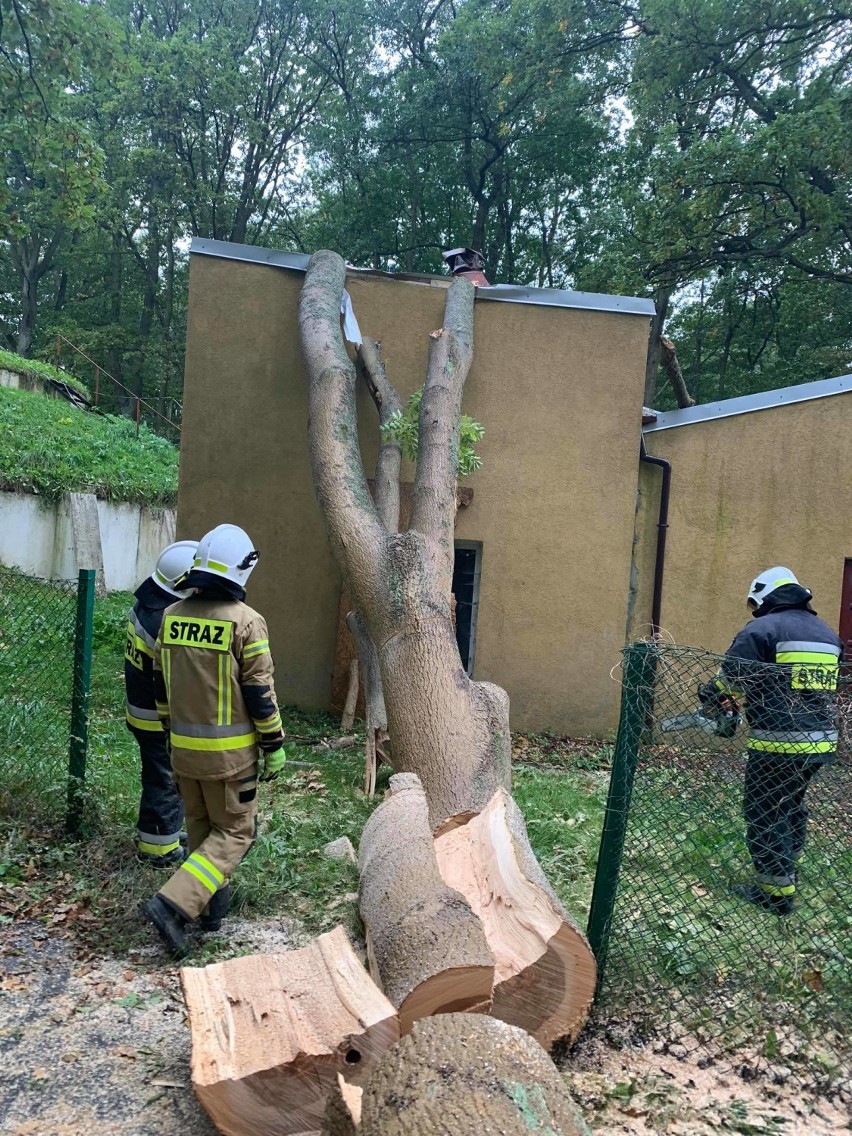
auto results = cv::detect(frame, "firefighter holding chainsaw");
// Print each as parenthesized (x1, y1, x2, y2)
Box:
(140, 524, 289, 956)
(699, 567, 841, 915)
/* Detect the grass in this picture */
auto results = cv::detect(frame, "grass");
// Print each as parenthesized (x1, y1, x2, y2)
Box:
(0, 386, 177, 504)
(600, 744, 852, 1080)
(0, 570, 608, 963)
(0, 347, 90, 398)
(3, 570, 848, 1083)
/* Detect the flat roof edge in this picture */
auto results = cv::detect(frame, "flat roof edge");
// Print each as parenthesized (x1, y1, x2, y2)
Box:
(643, 373, 852, 432)
(189, 237, 656, 318)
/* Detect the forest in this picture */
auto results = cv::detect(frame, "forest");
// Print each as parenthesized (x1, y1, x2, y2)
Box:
(1, 0, 850, 415)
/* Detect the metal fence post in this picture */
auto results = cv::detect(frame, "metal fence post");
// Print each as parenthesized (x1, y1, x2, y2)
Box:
(66, 569, 96, 836)
(586, 640, 658, 986)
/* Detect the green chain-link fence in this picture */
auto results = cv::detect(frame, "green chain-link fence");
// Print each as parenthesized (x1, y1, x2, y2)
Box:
(0, 565, 95, 833)
(589, 641, 851, 1089)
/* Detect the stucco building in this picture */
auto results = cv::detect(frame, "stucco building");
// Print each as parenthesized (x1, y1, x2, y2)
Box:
(178, 238, 852, 735)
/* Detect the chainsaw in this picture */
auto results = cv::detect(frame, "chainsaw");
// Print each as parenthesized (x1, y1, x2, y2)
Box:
(660, 682, 742, 738)
(659, 707, 741, 737)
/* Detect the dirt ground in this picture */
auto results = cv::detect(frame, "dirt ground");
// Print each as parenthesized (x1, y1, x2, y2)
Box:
(1, 918, 849, 1136)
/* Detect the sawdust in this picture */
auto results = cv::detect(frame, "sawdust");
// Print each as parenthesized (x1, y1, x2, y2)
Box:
(0, 917, 307, 1136)
(1, 917, 849, 1135)
(567, 1031, 852, 1135)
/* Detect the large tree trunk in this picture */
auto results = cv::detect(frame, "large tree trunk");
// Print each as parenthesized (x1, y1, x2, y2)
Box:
(299, 251, 511, 831)
(434, 788, 597, 1047)
(294, 251, 595, 1126)
(358, 773, 494, 1030)
(322, 1014, 591, 1136)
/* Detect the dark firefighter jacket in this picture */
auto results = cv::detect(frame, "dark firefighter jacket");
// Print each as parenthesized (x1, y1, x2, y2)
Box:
(125, 578, 175, 734)
(714, 586, 842, 762)
(153, 591, 286, 779)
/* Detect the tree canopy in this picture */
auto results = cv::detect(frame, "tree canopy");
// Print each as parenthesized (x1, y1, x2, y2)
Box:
(1, 0, 849, 413)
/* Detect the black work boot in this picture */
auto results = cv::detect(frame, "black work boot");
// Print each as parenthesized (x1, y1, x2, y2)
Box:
(140, 895, 191, 957)
(199, 885, 231, 933)
(136, 844, 186, 867)
(731, 883, 794, 916)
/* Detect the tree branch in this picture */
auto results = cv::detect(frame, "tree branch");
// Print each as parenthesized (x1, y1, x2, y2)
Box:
(408, 279, 475, 572)
(299, 250, 386, 596)
(357, 337, 403, 533)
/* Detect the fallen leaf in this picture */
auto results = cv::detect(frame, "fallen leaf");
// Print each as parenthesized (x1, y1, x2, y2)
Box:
(112, 1045, 138, 1060)
(802, 970, 824, 992)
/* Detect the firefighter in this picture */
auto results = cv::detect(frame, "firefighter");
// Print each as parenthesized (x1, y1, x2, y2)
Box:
(125, 540, 198, 864)
(140, 523, 288, 956)
(700, 567, 841, 915)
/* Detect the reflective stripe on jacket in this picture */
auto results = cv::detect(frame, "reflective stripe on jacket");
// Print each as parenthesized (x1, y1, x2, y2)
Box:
(716, 606, 842, 760)
(124, 579, 174, 734)
(154, 595, 284, 779)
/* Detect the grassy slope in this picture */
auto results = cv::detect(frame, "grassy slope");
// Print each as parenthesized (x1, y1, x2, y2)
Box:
(0, 348, 90, 398)
(0, 386, 177, 505)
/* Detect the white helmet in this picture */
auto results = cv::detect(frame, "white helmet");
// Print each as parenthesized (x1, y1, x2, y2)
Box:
(747, 566, 807, 609)
(151, 540, 199, 598)
(192, 524, 259, 587)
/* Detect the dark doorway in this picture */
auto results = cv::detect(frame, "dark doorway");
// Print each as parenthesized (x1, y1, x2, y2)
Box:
(452, 541, 482, 675)
(840, 559, 852, 660)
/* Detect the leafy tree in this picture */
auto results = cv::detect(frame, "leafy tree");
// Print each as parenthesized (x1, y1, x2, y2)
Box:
(0, 0, 109, 354)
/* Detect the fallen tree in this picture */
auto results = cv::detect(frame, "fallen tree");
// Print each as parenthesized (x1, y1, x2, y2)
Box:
(184, 250, 596, 1132)
(298, 251, 595, 1029)
(322, 1014, 591, 1135)
(358, 772, 494, 1030)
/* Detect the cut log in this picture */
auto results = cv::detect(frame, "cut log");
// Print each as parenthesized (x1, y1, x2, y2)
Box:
(322, 1074, 361, 1136)
(181, 925, 399, 1136)
(434, 788, 597, 1047)
(323, 1013, 591, 1135)
(358, 772, 494, 1032)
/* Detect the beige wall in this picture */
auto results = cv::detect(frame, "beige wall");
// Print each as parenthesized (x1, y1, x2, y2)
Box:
(180, 253, 651, 734)
(633, 396, 852, 654)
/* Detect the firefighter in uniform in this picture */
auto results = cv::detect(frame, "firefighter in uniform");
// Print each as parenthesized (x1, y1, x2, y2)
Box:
(125, 540, 198, 864)
(700, 567, 841, 915)
(140, 524, 288, 955)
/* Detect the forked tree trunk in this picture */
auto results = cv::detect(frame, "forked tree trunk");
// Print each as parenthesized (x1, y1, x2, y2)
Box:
(300, 251, 510, 829)
(322, 1014, 591, 1136)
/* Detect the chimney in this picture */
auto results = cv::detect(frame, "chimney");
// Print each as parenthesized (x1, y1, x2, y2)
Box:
(442, 247, 490, 287)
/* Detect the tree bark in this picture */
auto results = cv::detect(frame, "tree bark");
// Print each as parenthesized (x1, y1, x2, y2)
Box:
(299, 250, 511, 831)
(323, 1014, 591, 1136)
(181, 926, 399, 1136)
(643, 284, 672, 406)
(434, 788, 597, 1047)
(358, 773, 494, 1032)
(659, 336, 695, 408)
(340, 656, 359, 731)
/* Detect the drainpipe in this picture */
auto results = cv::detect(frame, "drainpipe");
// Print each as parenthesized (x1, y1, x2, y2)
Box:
(640, 436, 671, 638)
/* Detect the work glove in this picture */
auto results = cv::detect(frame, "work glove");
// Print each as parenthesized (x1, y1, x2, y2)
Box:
(260, 745, 288, 782)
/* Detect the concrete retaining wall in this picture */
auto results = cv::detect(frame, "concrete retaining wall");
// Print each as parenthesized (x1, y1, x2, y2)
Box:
(0, 489, 175, 592)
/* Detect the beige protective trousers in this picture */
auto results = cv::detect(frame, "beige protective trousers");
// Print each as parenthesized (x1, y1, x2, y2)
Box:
(158, 764, 257, 920)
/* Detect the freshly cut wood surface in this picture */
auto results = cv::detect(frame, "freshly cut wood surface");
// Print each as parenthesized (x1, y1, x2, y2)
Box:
(434, 787, 597, 1047)
(358, 772, 494, 1032)
(327, 1013, 591, 1135)
(180, 925, 399, 1136)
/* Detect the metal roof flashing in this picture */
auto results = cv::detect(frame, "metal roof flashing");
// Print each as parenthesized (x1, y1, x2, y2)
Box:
(643, 374, 852, 433)
(189, 237, 655, 318)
